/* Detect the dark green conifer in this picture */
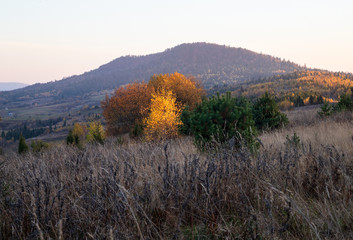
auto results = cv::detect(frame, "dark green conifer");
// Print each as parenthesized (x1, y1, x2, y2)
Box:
(253, 92, 288, 131)
(318, 102, 333, 117)
(190, 92, 258, 151)
(18, 133, 29, 154)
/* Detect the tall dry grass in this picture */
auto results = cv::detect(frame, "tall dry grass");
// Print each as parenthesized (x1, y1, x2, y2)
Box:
(0, 110, 352, 239)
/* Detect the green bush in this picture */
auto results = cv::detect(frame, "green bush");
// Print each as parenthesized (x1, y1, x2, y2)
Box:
(318, 101, 333, 117)
(179, 105, 192, 135)
(18, 134, 29, 154)
(31, 140, 49, 153)
(66, 130, 81, 147)
(130, 121, 145, 138)
(335, 92, 353, 112)
(253, 92, 288, 131)
(285, 132, 301, 149)
(190, 92, 258, 151)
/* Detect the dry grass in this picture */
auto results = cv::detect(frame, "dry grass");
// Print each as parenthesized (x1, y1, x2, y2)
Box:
(0, 109, 352, 239)
(260, 112, 353, 155)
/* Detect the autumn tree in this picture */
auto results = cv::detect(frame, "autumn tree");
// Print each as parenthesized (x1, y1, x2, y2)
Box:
(148, 72, 205, 109)
(102, 73, 204, 137)
(72, 123, 86, 142)
(86, 121, 106, 144)
(101, 82, 152, 136)
(66, 123, 85, 148)
(144, 90, 182, 141)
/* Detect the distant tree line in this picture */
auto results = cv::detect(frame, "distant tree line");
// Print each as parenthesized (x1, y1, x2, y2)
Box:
(210, 70, 353, 109)
(1, 124, 45, 142)
(35, 117, 63, 127)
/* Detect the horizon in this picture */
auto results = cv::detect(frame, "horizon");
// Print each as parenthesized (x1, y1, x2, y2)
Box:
(1, 0, 353, 84)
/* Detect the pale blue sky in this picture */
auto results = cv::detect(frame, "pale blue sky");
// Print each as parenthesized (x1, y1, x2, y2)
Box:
(0, 0, 352, 84)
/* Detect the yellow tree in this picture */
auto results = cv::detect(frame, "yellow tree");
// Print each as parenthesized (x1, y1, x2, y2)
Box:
(144, 90, 182, 141)
(86, 121, 106, 144)
(72, 123, 86, 140)
(148, 72, 205, 110)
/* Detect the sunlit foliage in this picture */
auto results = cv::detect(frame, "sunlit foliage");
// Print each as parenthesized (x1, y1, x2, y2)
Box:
(101, 82, 152, 136)
(148, 72, 205, 109)
(216, 70, 353, 106)
(102, 73, 204, 137)
(144, 90, 182, 141)
(86, 121, 106, 144)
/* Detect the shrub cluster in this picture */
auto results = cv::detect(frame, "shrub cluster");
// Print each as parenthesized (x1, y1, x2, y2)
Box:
(101, 72, 205, 140)
(318, 87, 353, 117)
(189, 92, 259, 151)
(182, 91, 288, 151)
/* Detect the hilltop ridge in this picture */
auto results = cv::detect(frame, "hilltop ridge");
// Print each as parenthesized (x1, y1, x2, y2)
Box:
(0, 42, 302, 103)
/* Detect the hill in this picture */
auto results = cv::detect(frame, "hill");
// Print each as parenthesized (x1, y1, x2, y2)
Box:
(0, 82, 28, 91)
(0, 42, 302, 104)
(211, 70, 353, 107)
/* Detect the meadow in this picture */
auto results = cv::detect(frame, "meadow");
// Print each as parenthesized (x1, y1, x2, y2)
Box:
(0, 107, 352, 239)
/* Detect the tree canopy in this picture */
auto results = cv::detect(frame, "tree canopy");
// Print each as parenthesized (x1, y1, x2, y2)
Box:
(102, 73, 205, 138)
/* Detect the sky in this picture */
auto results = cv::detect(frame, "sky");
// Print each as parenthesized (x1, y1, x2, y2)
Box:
(0, 0, 352, 84)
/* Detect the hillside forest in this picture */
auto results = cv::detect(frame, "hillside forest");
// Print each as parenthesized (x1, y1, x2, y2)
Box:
(211, 70, 353, 109)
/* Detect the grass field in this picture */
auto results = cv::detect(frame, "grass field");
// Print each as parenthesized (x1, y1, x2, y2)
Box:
(0, 107, 352, 239)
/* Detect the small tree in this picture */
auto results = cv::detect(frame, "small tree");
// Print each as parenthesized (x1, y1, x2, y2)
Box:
(86, 121, 105, 144)
(336, 92, 353, 111)
(144, 90, 182, 141)
(18, 134, 29, 154)
(317, 95, 324, 104)
(72, 123, 86, 142)
(294, 95, 305, 107)
(31, 140, 49, 153)
(253, 92, 288, 131)
(66, 129, 81, 147)
(318, 101, 333, 117)
(190, 92, 258, 151)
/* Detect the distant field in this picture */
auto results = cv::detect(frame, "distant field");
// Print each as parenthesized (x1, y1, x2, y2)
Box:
(0, 93, 104, 125)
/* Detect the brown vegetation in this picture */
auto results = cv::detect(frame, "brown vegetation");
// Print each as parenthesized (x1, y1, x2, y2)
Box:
(101, 82, 152, 136)
(0, 108, 352, 239)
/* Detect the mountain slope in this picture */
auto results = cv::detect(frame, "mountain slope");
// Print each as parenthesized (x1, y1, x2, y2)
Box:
(0, 43, 302, 103)
(213, 70, 353, 106)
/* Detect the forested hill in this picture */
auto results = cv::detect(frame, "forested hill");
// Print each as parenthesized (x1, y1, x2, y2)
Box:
(212, 70, 353, 106)
(0, 43, 302, 103)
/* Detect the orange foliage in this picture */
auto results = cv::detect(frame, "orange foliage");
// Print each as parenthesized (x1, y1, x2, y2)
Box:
(148, 72, 205, 109)
(102, 73, 203, 137)
(297, 70, 353, 89)
(101, 82, 152, 136)
(144, 90, 182, 141)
